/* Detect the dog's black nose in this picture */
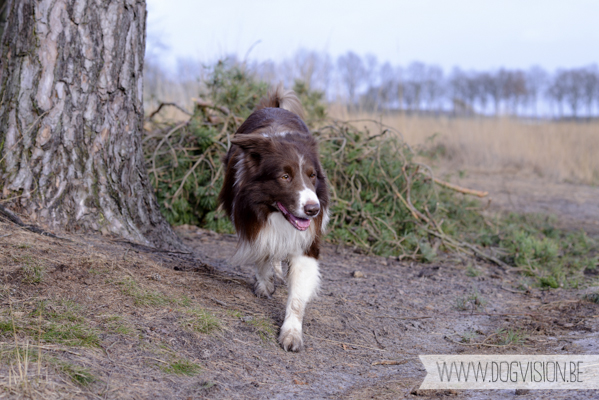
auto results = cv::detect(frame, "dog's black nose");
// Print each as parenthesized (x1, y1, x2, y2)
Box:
(304, 202, 320, 217)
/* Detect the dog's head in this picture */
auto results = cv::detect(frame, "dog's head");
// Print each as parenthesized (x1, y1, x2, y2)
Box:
(231, 129, 327, 232)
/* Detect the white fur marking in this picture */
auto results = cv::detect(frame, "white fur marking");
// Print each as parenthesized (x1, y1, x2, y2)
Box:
(261, 131, 290, 137)
(294, 153, 319, 217)
(279, 255, 320, 351)
(230, 212, 316, 266)
(296, 187, 320, 218)
(273, 260, 285, 281)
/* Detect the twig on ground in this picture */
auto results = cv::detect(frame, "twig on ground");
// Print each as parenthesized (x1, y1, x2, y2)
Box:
(431, 177, 489, 198)
(372, 359, 413, 366)
(500, 285, 527, 294)
(444, 335, 524, 348)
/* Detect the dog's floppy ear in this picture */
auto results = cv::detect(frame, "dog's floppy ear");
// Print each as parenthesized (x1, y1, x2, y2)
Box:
(231, 134, 273, 153)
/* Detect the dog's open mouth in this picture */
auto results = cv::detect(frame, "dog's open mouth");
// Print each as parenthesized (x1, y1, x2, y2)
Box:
(276, 202, 311, 231)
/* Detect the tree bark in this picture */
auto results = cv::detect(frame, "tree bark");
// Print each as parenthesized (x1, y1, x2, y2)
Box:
(0, 0, 183, 250)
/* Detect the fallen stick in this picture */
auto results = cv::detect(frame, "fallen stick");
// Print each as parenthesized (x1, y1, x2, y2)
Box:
(432, 178, 489, 198)
(372, 359, 413, 366)
(444, 335, 523, 348)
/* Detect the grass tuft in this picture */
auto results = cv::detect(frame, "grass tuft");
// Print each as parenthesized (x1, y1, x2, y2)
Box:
(466, 264, 482, 277)
(460, 329, 478, 343)
(20, 256, 44, 284)
(52, 359, 96, 386)
(183, 308, 220, 334)
(100, 315, 133, 335)
(495, 328, 527, 346)
(42, 323, 100, 347)
(456, 289, 487, 312)
(161, 359, 202, 376)
(246, 316, 276, 343)
(118, 277, 172, 307)
(582, 292, 599, 304)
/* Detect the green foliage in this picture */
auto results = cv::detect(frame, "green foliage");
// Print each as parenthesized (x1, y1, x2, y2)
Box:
(206, 60, 270, 117)
(474, 214, 598, 288)
(316, 119, 490, 261)
(1, 300, 99, 347)
(292, 80, 327, 127)
(0, 320, 13, 333)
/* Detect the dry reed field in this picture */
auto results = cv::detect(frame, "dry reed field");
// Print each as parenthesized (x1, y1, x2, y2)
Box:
(330, 107, 599, 185)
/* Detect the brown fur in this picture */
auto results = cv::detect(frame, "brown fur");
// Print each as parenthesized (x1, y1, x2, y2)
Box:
(219, 89, 328, 255)
(257, 83, 305, 120)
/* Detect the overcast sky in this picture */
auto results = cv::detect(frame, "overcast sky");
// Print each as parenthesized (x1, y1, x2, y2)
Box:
(146, 0, 599, 72)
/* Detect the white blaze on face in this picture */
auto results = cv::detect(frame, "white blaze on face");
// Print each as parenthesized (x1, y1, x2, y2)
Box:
(295, 155, 320, 218)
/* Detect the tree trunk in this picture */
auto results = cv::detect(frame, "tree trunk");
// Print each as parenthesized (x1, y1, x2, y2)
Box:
(0, 0, 183, 250)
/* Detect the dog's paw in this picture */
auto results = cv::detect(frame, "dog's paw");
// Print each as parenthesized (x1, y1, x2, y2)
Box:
(279, 323, 303, 352)
(254, 278, 275, 298)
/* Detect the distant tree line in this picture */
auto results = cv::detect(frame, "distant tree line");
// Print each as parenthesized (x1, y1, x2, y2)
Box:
(147, 49, 599, 119)
(249, 50, 598, 119)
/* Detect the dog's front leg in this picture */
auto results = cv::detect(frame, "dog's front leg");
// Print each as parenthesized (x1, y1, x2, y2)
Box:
(279, 255, 320, 352)
(254, 260, 276, 298)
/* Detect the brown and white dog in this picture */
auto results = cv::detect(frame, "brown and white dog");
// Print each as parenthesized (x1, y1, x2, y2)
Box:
(219, 85, 329, 351)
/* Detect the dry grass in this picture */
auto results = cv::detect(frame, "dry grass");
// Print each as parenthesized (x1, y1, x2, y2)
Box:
(0, 221, 221, 398)
(330, 106, 599, 185)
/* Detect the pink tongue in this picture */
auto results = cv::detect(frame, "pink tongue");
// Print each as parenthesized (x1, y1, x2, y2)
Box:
(294, 217, 311, 230)
(277, 202, 311, 230)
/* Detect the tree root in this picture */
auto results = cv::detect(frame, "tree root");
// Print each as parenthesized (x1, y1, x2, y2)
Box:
(0, 204, 67, 240)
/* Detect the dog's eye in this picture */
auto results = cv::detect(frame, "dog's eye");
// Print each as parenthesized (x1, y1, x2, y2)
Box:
(309, 173, 316, 179)
(281, 174, 290, 180)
